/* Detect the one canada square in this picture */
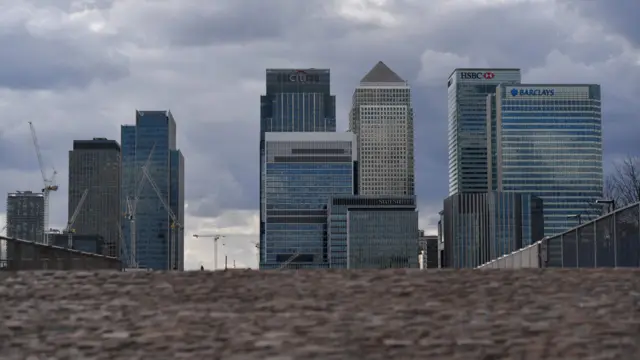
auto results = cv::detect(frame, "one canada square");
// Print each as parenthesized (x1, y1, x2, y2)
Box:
(349, 61, 415, 196)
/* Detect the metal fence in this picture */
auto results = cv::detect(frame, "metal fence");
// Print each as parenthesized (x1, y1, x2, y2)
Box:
(478, 201, 640, 269)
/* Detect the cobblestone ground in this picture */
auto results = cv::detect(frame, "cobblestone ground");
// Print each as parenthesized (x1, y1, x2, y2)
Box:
(1, 269, 639, 360)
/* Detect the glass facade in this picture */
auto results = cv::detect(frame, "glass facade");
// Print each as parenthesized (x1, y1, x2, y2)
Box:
(262, 132, 354, 269)
(328, 195, 418, 269)
(6, 191, 44, 242)
(347, 209, 419, 269)
(480, 201, 640, 268)
(259, 69, 337, 268)
(121, 110, 184, 270)
(442, 191, 544, 268)
(493, 84, 603, 237)
(447, 69, 521, 195)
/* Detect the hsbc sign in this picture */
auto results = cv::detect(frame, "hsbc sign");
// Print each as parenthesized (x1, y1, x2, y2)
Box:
(460, 71, 495, 80)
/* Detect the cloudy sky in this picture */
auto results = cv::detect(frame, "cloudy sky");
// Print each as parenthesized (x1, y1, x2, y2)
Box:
(0, 0, 638, 270)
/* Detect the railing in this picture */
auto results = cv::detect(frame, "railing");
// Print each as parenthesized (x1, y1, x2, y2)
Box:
(478, 201, 640, 269)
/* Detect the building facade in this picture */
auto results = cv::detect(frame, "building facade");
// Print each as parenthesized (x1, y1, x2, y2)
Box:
(121, 110, 184, 270)
(349, 61, 415, 196)
(447, 68, 521, 195)
(50, 233, 105, 255)
(418, 230, 439, 269)
(259, 68, 337, 268)
(491, 84, 603, 236)
(68, 138, 121, 257)
(262, 132, 355, 269)
(442, 191, 544, 268)
(327, 195, 419, 269)
(6, 191, 44, 242)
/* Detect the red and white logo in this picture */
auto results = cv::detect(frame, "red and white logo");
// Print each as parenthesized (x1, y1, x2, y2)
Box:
(483, 72, 495, 79)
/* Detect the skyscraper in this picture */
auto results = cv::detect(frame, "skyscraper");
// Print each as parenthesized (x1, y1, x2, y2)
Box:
(262, 132, 355, 269)
(490, 84, 603, 236)
(259, 69, 337, 267)
(6, 191, 44, 241)
(68, 138, 121, 257)
(349, 61, 415, 196)
(121, 110, 184, 270)
(447, 68, 521, 194)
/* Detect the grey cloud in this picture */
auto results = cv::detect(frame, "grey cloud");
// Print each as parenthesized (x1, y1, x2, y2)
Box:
(2, 0, 640, 242)
(26, 0, 115, 11)
(560, 0, 640, 47)
(0, 28, 129, 90)
(181, 121, 258, 217)
(124, 0, 377, 48)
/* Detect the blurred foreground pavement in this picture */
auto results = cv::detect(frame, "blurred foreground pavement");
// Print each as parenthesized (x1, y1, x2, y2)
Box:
(1, 269, 639, 360)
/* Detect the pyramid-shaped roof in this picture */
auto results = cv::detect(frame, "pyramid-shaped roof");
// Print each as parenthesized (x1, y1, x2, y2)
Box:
(360, 61, 405, 83)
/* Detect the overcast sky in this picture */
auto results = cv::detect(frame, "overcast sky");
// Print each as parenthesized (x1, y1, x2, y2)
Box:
(0, 0, 638, 270)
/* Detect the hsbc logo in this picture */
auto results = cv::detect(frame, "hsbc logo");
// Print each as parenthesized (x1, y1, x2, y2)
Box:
(460, 71, 495, 80)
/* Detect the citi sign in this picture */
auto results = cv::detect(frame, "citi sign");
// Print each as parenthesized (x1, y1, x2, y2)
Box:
(510, 88, 555, 97)
(460, 71, 495, 80)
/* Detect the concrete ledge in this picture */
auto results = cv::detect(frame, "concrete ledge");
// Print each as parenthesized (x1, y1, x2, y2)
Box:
(0, 269, 638, 359)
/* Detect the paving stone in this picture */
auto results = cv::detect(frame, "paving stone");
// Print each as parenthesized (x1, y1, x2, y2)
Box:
(1, 269, 639, 359)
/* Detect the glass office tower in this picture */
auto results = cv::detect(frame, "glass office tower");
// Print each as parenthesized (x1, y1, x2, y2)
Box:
(121, 110, 184, 270)
(491, 84, 603, 236)
(262, 132, 355, 269)
(259, 69, 337, 268)
(447, 69, 521, 195)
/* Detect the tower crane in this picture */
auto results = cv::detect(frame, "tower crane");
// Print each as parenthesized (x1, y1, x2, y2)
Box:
(28, 122, 58, 244)
(193, 234, 225, 270)
(141, 165, 182, 271)
(123, 143, 156, 268)
(64, 188, 88, 248)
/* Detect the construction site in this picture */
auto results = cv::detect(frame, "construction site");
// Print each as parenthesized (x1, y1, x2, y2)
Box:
(1, 122, 120, 271)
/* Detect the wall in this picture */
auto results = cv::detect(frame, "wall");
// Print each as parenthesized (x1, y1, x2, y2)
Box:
(1, 236, 121, 270)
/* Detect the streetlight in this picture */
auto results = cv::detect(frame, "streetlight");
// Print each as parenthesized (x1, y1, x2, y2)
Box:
(595, 199, 615, 214)
(193, 234, 225, 270)
(567, 214, 582, 225)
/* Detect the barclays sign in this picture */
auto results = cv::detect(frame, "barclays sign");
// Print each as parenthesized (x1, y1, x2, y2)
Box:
(510, 88, 555, 97)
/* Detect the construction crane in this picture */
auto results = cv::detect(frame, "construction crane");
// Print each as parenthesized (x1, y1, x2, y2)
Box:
(193, 234, 225, 270)
(251, 240, 259, 269)
(123, 143, 156, 268)
(28, 122, 58, 244)
(64, 188, 88, 248)
(141, 165, 182, 271)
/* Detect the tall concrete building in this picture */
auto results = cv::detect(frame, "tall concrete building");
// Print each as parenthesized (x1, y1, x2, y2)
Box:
(68, 138, 121, 257)
(490, 84, 603, 236)
(447, 68, 521, 194)
(6, 191, 44, 242)
(262, 132, 355, 269)
(259, 69, 337, 267)
(121, 110, 185, 270)
(349, 61, 414, 196)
